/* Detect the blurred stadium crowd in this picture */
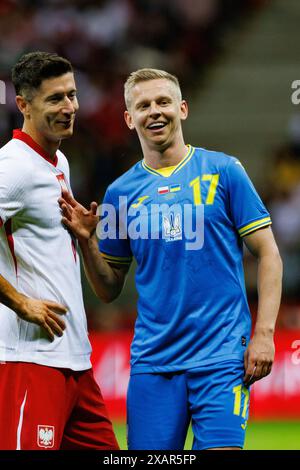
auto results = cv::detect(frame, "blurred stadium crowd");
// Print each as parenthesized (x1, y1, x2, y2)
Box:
(245, 119, 300, 330)
(1, 0, 299, 330)
(0, 0, 267, 201)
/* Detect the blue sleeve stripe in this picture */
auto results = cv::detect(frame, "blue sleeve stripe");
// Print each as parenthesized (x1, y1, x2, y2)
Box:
(239, 217, 272, 237)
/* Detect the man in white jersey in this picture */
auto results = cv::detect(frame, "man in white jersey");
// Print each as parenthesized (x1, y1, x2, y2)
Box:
(0, 51, 119, 450)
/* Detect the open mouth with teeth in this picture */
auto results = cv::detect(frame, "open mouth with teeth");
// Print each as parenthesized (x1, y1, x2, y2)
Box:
(147, 122, 167, 131)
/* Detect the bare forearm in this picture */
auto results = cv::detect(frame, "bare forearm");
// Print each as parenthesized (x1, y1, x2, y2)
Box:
(0, 275, 26, 313)
(254, 251, 282, 335)
(243, 228, 282, 384)
(79, 235, 125, 303)
(0, 274, 67, 339)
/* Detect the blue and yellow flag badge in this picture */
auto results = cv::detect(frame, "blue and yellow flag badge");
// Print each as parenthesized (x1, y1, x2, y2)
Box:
(157, 184, 181, 195)
(170, 184, 181, 193)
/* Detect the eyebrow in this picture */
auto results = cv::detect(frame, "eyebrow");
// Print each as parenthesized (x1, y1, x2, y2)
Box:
(45, 89, 77, 101)
(135, 95, 172, 108)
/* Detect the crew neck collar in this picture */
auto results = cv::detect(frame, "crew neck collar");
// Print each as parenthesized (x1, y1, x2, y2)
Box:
(13, 129, 58, 167)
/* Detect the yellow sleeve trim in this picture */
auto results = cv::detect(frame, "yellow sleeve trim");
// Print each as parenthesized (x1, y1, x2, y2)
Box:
(238, 217, 272, 237)
(100, 252, 132, 265)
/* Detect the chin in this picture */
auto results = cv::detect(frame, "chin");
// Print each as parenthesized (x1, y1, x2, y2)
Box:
(152, 136, 170, 146)
(60, 128, 74, 139)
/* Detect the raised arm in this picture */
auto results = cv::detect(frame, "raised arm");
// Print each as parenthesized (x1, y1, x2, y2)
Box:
(243, 226, 282, 385)
(59, 190, 129, 303)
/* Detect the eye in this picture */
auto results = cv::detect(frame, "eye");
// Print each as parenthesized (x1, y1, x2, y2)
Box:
(47, 95, 61, 104)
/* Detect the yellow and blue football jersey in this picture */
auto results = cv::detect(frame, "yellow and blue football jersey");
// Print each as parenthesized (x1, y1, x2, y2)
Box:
(99, 145, 271, 374)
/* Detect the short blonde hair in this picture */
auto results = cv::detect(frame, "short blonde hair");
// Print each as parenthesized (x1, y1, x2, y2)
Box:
(124, 68, 182, 109)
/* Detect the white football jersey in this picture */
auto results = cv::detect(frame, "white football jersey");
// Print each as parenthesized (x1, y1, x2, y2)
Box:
(0, 130, 92, 370)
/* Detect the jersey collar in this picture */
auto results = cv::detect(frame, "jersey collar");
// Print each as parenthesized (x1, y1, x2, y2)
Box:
(141, 145, 195, 177)
(13, 129, 58, 167)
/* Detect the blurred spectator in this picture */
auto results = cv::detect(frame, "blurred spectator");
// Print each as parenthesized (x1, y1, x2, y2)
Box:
(247, 114, 300, 328)
(0, 0, 277, 328)
(0, 0, 263, 202)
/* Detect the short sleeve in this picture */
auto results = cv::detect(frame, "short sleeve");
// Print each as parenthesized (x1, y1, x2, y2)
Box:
(225, 158, 271, 237)
(0, 156, 29, 226)
(98, 188, 132, 266)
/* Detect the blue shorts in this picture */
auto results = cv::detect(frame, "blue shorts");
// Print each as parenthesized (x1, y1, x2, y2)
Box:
(127, 360, 250, 450)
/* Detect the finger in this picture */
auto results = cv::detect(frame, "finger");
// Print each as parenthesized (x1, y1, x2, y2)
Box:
(253, 362, 263, 380)
(46, 316, 65, 337)
(61, 216, 72, 229)
(41, 321, 55, 341)
(58, 197, 67, 207)
(244, 373, 252, 386)
(245, 370, 256, 386)
(44, 301, 67, 314)
(244, 350, 249, 372)
(48, 311, 66, 331)
(61, 189, 77, 207)
(58, 198, 71, 212)
(243, 355, 256, 380)
(248, 364, 265, 386)
(244, 363, 257, 385)
(259, 364, 269, 380)
(90, 201, 98, 215)
(261, 362, 272, 379)
(254, 359, 273, 383)
(60, 203, 73, 220)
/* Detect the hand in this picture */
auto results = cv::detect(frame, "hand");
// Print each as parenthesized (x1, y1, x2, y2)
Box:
(15, 295, 67, 341)
(243, 331, 275, 386)
(58, 190, 99, 242)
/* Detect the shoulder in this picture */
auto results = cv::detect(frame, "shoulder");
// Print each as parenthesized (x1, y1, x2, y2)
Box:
(0, 138, 34, 173)
(0, 139, 34, 194)
(56, 149, 69, 174)
(193, 146, 248, 185)
(193, 146, 239, 171)
(56, 148, 68, 163)
(107, 160, 143, 196)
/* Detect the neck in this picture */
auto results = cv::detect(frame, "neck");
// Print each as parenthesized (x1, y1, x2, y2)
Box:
(142, 140, 188, 169)
(22, 123, 60, 160)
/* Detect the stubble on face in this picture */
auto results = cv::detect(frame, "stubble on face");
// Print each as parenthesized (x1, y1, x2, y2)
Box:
(29, 73, 78, 143)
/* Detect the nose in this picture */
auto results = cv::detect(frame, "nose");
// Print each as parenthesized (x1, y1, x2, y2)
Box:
(62, 97, 77, 115)
(149, 101, 161, 117)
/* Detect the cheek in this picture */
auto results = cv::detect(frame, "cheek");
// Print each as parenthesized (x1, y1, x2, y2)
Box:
(39, 114, 57, 131)
(45, 115, 54, 126)
(73, 99, 79, 111)
(133, 117, 144, 131)
(34, 113, 49, 127)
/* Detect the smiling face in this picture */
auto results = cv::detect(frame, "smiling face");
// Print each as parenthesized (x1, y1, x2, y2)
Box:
(18, 72, 78, 145)
(124, 78, 188, 153)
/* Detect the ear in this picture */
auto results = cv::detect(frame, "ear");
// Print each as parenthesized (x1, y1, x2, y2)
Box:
(15, 95, 30, 118)
(124, 110, 135, 130)
(180, 100, 188, 121)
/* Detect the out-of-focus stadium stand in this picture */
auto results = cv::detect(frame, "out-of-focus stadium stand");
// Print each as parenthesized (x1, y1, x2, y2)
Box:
(0, 0, 276, 322)
(0, 0, 268, 202)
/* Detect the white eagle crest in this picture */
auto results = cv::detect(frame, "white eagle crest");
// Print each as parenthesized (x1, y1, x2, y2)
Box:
(38, 427, 54, 447)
